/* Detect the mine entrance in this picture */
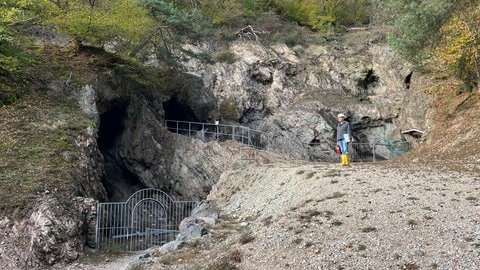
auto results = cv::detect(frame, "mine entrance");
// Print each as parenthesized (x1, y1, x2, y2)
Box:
(98, 102, 144, 201)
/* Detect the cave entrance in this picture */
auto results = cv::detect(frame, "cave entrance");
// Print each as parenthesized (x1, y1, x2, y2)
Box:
(98, 102, 144, 202)
(163, 95, 201, 133)
(163, 96, 199, 122)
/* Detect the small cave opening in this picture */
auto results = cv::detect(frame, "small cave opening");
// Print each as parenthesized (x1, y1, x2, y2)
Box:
(405, 71, 413, 89)
(357, 69, 379, 98)
(163, 96, 202, 134)
(98, 103, 126, 150)
(163, 96, 199, 122)
(98, 102, 145, 202)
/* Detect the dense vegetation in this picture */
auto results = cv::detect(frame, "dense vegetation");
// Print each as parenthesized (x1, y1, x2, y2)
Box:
(0, 0, 479, 100)
(384, 0, 480, 93)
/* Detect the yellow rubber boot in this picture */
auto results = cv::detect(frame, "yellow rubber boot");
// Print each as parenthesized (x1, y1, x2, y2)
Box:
(339, 154, 346, 166)
(344, 154, 350, 166)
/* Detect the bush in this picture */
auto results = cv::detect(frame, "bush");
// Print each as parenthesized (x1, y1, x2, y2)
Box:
(213, 49, 236, 64)
(219, 99, 238, 120)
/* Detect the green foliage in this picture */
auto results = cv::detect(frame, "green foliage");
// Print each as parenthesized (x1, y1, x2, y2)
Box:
(272, 0, 336, 31)
(270, 0, 370, 31)
(334, 0, 371, 26)
(384, 0, 480, 91)
(144, 0, 211, 39)
(134, 0, 212, 69)
(213, 49, 236, 64)
(0, 24, 33, 105)
(0, 0, 53, 23)
(434, 5, 480, 92)
(0, 1, 39, 78)
(199, 0, 245, 25)
(384, 0, 454, 66)
(49, 0, 155, 50)
(219, 99, 238, 120)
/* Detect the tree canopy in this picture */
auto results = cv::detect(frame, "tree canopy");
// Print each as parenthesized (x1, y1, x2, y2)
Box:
(383, 0, 480, 92)
(1, 0, 479, 93)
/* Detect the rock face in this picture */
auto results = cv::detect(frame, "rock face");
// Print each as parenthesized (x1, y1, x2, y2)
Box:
(178, 28, 430, 159)
(0, 197, 97, 269)
(88, 70, 238, 201)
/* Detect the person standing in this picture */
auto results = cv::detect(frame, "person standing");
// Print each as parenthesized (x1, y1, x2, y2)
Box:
(336, 113, 352, 166)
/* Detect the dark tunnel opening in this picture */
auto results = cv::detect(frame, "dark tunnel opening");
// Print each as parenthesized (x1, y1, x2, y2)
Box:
(163, 96, 199, 122)
(98, 103, 127, 149)
(98, 102, 145, 202)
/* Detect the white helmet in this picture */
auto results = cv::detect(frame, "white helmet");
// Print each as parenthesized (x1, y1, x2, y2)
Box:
(337, 113, 346, 118)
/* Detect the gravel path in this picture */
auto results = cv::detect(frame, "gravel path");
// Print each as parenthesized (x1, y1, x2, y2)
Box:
(209, 160, 480, 269)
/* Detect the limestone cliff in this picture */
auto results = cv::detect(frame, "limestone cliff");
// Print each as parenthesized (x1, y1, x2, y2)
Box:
(176, 28, 430, 159)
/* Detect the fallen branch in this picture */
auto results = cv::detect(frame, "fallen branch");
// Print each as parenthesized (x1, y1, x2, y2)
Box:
(236, 25, 269, 43)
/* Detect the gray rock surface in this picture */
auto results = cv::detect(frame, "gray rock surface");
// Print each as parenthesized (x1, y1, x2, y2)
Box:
(0, 197, 97, 269)
(150, 202, 218, 256)
(176, 29, 427, 159)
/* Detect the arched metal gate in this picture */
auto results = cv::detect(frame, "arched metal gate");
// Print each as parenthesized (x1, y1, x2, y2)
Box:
(95, 188, 198, 251)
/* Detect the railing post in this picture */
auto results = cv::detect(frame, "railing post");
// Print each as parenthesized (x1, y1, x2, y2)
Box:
(266, 133, 270, 151)
(176, 121, 179, 134)
(232, 126, 235, 141)
(372, 143, 376, 162)
(241, 127, 244, 144)
(201, 123, 205, 141)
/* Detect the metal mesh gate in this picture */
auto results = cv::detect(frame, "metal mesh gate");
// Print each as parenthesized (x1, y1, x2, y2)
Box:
(95, 188, 198, 251)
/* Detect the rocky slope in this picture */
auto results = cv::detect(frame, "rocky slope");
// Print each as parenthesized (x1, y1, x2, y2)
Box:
(130, 152, 480, 270)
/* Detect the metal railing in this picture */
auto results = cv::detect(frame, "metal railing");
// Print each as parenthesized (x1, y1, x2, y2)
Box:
(308, 141, 414, 162)
(164, 120, 415, 163)
(164, 120, 272, 150)
(95, 188, 198, 252)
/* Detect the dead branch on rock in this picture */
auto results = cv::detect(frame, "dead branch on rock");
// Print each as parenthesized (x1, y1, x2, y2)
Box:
(236, 25, 269, 43)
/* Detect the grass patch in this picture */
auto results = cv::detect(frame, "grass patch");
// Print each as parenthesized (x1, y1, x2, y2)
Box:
(402, 263, 419, 270)
(408, 219, 418, 226)
(332, 220, 343, 226)
(305, 241, 314, 248)
(207, 259, 239, 270)
(324, 169, 341, 177)
(466, 196, 478, 202)
(213, 49, 236, 64)
(325, 192, 346, 200)
(292, 238, 303, 245)
(294, 227, 304, 234)
(298, 209, 322, 222)
(357, 244, 367, 251)
(361, 226, 377, 233)
(158, 249, 199, 265)
(0, 97, 94, 216)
